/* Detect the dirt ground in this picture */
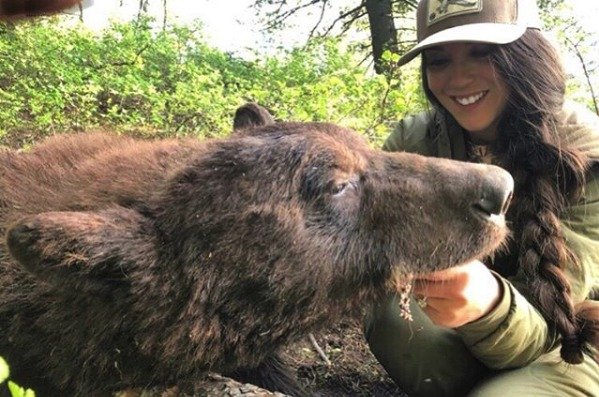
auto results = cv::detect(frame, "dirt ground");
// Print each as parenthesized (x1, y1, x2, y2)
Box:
(119, 318, 407, 397)
(283, 319, 407, 397)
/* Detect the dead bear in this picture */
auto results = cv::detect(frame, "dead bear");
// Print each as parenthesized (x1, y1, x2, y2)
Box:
(0, 119, 512, 396)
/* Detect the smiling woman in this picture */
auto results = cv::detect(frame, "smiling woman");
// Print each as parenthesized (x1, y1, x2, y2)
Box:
(365, 0, 599, 396)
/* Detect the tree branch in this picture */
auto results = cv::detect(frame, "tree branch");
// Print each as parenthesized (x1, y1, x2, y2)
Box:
(564, 35, 599, 115)
(321, 4, 365, 37)
(261, 0, 323, 30)
(307, 0, 329, 40)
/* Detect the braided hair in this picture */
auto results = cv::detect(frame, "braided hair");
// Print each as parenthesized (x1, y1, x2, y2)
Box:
(422, 29, 599, 364)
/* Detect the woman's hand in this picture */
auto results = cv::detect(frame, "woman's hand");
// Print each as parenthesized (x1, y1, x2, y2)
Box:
(413, 260, 503, 328)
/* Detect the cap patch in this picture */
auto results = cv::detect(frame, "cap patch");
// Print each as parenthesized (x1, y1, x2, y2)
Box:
(427, 0, 482, 26)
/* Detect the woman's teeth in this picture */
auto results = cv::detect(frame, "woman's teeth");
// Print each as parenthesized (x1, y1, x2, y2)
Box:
(455, 91, 485, 105)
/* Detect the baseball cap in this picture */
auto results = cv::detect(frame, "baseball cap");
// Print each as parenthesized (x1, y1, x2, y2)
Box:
(398, 0, 542, 66)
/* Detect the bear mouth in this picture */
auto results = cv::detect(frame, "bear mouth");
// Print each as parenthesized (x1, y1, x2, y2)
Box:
(471, 190, 512, 226)
(471, 204, 506, 226)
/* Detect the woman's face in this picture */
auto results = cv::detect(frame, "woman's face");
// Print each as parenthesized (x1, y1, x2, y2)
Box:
(424, 42, 509, 144)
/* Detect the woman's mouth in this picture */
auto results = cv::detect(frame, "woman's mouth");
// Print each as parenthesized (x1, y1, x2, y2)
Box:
(453, 91, 488, 106)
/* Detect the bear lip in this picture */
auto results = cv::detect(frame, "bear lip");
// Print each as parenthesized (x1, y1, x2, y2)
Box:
(471, 204, 506, 227)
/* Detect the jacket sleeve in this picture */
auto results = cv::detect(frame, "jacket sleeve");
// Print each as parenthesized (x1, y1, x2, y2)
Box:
(455, 275, 550, 368)
(455, 171, 599, 369)
(382, 111, 436, 156)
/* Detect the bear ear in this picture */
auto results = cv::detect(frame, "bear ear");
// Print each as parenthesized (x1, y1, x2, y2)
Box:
(6, 208, 158, 296)
(233, 102, 275, 131)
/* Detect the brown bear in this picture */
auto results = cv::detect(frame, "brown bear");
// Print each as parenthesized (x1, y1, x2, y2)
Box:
(0, 118, 512, 396)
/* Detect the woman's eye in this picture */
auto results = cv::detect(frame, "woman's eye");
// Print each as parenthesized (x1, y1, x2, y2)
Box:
(424, 56, 450, 69)
(470, 45, 494, 59)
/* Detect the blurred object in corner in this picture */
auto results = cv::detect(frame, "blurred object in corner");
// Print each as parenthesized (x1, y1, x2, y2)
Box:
(0, 0, 93, 20)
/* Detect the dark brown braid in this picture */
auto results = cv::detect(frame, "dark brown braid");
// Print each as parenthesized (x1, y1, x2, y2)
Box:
(422, 29, 599, 364)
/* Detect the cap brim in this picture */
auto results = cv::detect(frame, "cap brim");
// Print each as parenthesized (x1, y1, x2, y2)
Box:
(397, 23, 527, 66)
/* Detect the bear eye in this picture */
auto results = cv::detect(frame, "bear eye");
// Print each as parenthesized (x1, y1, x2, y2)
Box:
(331, 182, 348, 195)
(330, 179, 357, 196)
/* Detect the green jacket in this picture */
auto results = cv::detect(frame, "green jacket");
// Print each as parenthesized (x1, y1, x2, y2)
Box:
(383, 102, 599, 369)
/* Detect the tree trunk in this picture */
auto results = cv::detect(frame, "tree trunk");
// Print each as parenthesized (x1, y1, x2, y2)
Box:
(163, 0, 167, 30)
(365, 0, 398, 74)
(138, 0, 149, 20)
(192, 373, 287, 396)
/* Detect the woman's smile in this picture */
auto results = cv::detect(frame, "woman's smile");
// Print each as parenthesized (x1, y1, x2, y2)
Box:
(452, 90, 488, 106)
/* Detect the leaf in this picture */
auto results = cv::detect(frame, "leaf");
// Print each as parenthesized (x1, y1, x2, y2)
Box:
(0, 356, 9, 384)
(381, 49, 399, 63)
(8, 380, 36, 397)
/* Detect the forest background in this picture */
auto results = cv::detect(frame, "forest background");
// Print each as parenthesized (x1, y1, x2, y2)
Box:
(0, 0, 597, 149)
(0, 1, 598, 395)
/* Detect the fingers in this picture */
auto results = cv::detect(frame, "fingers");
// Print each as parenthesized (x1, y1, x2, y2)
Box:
(421, 300, 469, 329)
(413, 278, 467, 299)
(417, 259, 486, 281)
(413, 260, 487, 297)
(411, 260, 503, 328)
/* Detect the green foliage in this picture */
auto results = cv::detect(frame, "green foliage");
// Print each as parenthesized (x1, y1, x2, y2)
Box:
(7, 382, 35, 397)
(539, 2, 598, 114)
(0, 357, 35, 397)
(0, 357, 8, 384)
(0, 18, 423, 147)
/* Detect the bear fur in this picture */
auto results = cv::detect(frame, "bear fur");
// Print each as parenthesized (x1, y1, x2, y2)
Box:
(0, 116, 512, 396)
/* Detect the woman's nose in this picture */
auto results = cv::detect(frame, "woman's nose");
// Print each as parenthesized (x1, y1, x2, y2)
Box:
(447, 61, 476, 88)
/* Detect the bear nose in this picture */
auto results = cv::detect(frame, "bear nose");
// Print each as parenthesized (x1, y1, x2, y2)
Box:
(475, 169, 514, 217)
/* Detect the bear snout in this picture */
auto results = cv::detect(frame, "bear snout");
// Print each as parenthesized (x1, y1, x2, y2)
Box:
(472, 166, 514, 219)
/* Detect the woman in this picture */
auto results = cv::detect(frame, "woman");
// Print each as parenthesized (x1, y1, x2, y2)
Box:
(365, 0, 599, 396)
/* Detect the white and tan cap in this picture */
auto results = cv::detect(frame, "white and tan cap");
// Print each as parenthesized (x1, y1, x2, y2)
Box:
(398, 0, 542, 66)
